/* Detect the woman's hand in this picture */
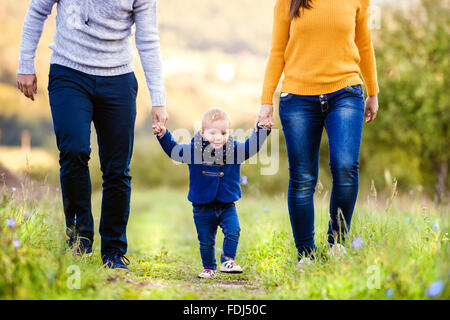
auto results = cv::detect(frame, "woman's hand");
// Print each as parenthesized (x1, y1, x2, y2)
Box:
(254, 104, 274, 132)
(17, 74, 37, 101)
(364, 95, 379, 123)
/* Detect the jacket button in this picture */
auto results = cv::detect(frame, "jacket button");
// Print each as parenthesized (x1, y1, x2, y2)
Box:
(202, 161, 206, 165)
(202, 171, 206, 175)
(219, 172, 224, 177)
(220, 163, 225, 167)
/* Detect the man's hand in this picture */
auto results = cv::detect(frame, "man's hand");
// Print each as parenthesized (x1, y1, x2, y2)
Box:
(152, 106, 168, 131)
(17, 74, 37, 101)
(254, 104, 274, 132)
(364, 95, 379, 123)
(152, 123, 167, 138)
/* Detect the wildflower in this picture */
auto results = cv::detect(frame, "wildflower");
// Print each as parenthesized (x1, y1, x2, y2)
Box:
(351, 236, 364, 249)
(216, 247, 222, 252)
(432, 224, 438, 231)
(241, 176, 248, 186)
(425, 280, 444, 298)
(6, 218, 15, 228)
(13, 239, 21, 248)
(385, 288, 394, 298)
(56, 187, 60, 192)
(409, 190, 414, 195)
(11, 187, 17, 192)
(262, 205, 268, 213)
(253, 215, 259, 220)
(25, 212, 32, 219)
(406, 217, 411, 223)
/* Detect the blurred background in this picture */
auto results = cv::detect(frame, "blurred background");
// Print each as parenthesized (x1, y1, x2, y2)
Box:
(0, 0, 448, 204)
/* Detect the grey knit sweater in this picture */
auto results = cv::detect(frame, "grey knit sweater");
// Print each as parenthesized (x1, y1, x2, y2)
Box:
(18, 0, 166, 106)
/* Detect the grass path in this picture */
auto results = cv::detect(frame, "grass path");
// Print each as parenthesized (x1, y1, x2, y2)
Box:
(0, 186, 448, 299)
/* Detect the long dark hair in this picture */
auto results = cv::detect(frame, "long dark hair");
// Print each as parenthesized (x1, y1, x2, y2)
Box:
(290, 0, 313, 20)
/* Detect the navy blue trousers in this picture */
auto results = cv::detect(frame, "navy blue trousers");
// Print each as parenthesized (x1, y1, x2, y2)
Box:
(48, 64, 137, 256)
(193, 201, 241, 270)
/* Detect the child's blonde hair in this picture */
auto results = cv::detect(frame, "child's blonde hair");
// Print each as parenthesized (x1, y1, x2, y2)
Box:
(201, 107, 231, 129)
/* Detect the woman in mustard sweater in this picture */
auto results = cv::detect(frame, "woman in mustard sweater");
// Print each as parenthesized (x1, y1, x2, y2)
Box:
(256, 0, 380, 264)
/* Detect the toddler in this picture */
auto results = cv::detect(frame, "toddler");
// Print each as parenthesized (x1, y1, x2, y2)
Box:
(153, 108, 271, 278)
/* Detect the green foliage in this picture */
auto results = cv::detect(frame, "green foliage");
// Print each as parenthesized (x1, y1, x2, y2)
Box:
(0, 185, 448, 299)
(372, 0, 449, 193)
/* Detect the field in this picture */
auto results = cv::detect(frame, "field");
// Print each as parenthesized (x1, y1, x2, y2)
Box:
(0, 184, 448, 300)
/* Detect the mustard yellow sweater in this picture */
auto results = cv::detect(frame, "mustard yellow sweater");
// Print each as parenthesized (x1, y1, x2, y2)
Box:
(261, 0, 379, 104)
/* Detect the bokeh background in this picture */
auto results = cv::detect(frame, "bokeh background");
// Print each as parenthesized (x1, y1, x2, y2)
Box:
(0, 0, 448, 204)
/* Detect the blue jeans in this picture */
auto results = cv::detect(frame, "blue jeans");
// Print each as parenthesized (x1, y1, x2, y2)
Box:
(48, 64, 137, 256)
(193, 201, 241, 270)
(278, 85, 365, 259)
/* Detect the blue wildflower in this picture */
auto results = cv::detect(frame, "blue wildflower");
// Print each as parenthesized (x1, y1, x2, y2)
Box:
(241, 176, 248, 186)
(406, 217, 411, 223)
(6, 218, 15, 228)
(262, 205, 268, 213)
(385, 288, 394, 298)
(253, 215, 259, 220)
(432, 224, 438, 231)
(426, 280, 444, 298)
(351, 236, 364, 249)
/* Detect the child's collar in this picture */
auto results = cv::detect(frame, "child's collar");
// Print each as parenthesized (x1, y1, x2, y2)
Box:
(192, 131, 234, 163)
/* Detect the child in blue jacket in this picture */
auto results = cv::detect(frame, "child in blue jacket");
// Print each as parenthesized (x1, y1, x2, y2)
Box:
(153, 107, 271, 278)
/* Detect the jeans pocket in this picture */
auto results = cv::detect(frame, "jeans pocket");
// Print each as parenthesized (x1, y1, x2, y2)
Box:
(279, 92, 293, 102)
(344, 85, 363, 95)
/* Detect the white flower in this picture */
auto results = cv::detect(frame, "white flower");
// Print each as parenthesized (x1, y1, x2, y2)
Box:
(13, 239, 21, 248)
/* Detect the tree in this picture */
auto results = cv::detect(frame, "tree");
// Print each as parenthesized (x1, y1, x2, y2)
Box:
(374, 0, 449, 203)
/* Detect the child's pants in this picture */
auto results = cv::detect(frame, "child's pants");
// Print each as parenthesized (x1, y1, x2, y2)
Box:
(192, 200, 241, 270)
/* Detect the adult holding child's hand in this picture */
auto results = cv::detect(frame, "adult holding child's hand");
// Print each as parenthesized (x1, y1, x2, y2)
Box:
(260, 0, 380, 265)
(152, 105, 169, 130)
(254, 104, 274, 131)
(16, 0, 166, 271)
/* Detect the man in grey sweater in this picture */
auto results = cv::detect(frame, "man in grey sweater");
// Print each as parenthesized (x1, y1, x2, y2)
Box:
(16, 0, 167, 270)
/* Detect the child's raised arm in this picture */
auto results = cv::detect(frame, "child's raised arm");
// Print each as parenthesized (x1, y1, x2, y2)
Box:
(155, 128, 191, 164)
(235, 125, 271, 164)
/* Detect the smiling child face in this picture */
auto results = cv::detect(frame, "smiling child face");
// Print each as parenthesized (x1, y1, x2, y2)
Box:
(201, 119, 230, 149)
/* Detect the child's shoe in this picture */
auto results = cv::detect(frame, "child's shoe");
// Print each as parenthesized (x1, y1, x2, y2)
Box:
(327, 243, 347, 260)
(298, 257, 313, 272)
(219, 260, 243, 273)
(198, 269, 216, 279)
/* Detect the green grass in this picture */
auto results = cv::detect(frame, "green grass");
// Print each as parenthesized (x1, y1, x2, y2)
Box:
(0, 184, 448, 300)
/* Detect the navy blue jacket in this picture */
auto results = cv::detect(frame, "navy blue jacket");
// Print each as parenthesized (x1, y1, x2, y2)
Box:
(156, 126, 271, 205)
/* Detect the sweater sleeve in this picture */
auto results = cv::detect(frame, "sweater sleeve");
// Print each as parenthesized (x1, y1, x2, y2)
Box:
(261, 0, 291, 105)
(235, 126, 271, 164)
(355, 0, 379, 96)
(133, 0, 166, 107)
(156, 129, 191, 163)
(17, 0, 57, 75)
